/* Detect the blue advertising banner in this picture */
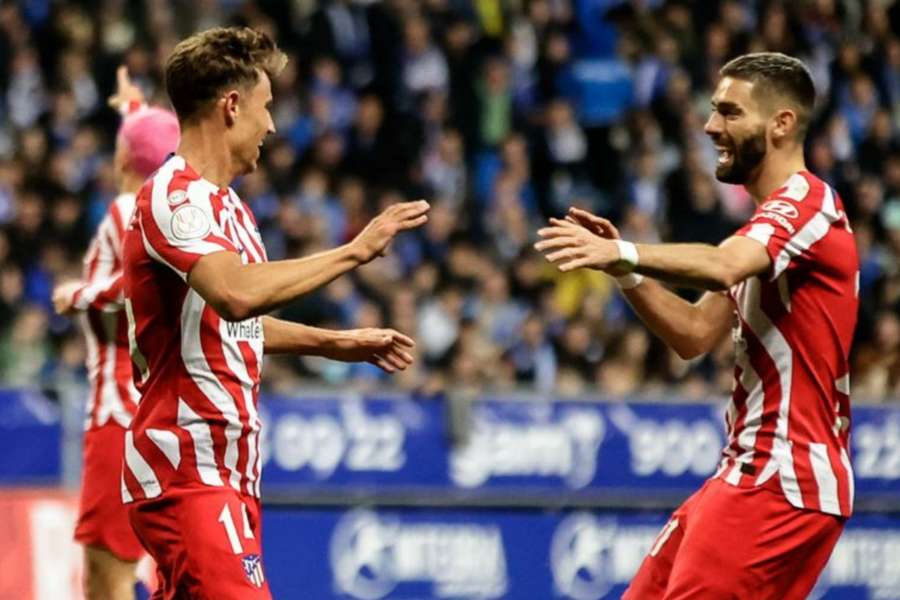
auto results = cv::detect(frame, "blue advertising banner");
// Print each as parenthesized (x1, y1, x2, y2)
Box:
(2, 387, 900, 507)
(259, 395, 900, 507)
(262, 506, 900, 599)
(0, 388, 61, 484)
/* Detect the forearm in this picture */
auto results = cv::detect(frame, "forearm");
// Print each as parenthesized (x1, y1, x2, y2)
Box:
(620, 279, 713, 358)
(244, 245, 360, 314)
(632, 243, 737, 291)
(79, 275, 124, 311)
(620, 276, 734, 360)
(69, 272, 124, 312)
(214, 244, 364, 319)
(262, 316, 347, 355)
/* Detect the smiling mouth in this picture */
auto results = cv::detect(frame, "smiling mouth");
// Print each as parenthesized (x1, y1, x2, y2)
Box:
(715, 145, 733, 167)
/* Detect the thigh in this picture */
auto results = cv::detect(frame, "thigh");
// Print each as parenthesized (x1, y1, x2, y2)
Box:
(663, 480, 774, 599)
(664, 479, 845, 600)
(622, 484, 708, 600)
(755, 509, 845, 600)
(75, 425, 145, 562)
(130, 489, 271, 600)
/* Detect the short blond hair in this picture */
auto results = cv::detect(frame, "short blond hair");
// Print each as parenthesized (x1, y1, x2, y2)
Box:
(165, 27, 287, 123)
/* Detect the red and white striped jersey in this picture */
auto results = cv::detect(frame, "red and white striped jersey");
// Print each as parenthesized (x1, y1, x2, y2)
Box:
(75, 193, 140, 430)
(121, 155, 267, 503)
(715, 171, 858, 517)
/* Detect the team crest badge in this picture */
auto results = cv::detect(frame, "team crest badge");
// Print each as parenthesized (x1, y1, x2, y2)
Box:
(242, 553, 265, 588)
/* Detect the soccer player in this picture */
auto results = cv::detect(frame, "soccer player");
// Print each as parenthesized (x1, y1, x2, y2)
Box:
(536, 53, 857, 598)
(53, 67, 180, 599)
(119, 27, 428, 599)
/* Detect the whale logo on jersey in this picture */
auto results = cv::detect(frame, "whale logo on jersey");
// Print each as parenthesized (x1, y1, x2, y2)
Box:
(171, 204, 211, 240)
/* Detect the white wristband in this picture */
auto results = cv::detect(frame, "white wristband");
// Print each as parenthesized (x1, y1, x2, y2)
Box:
(613, 239, 639, 271)
(616, 272, 644, 289)
(613, 240, 641, 289)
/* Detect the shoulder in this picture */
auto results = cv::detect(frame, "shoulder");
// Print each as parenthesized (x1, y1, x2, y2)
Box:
(763, 171, 840, 220)
(143, 156, 202, 209)
(769, 172, 815, 203)
(141, 158, 221, 223)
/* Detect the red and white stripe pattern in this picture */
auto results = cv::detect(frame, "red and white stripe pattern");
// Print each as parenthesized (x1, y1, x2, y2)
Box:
(75, 193, 140, 430)
(121, 155, 267, 503)
(716, 171, 858, 517)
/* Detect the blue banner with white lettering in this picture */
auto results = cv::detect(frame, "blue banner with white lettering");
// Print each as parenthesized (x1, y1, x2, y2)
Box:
(259, 395, 900, 507)
(3, 388, 900, 506)
(262, 506, 900, 599)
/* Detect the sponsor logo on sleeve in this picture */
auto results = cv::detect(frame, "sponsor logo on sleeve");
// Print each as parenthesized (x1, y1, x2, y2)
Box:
(170, 204, 211, 240)
(753, 200, 799, 234)
(760, 200, 799, 219)
(167, 190, 187, 205)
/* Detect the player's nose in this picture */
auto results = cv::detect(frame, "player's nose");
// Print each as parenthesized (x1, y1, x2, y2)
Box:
(704, 112, 723, 136)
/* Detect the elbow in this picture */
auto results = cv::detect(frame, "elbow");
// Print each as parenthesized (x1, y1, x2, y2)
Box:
(673, 341, 704, 361)
(212, 289, 256, 322)
(707, 264, 741, 292)
(672, 319, 714, 360)
(708, 246, 757, 291)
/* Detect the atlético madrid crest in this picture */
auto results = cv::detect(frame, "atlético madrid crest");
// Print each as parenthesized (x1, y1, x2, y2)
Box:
(242, 553, 265, 588)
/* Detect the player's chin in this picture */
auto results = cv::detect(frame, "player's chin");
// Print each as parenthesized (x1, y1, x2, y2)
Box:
(714, 164, 744, 185)
(240, 157, 259, 176)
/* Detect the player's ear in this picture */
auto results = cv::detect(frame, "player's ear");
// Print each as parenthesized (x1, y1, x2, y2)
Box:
(222, 90, 240, 127)
(771, 108, 797, 144)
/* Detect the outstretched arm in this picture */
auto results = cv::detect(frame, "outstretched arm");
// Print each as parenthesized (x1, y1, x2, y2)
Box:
(54, 66, 148, 316)
(108, 65, 146, 114)
(186, 201, 429, 321)
(535, 209, 770, 291)
(626, 236, 771, 291)
(535, 208, 739, 358)
(261, 316, 415, 373)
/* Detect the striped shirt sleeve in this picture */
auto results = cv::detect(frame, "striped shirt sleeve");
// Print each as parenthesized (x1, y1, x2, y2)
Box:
(72, 208, 125, 312)
(140, 177, 239, 281)
(735, 174, 841, 280)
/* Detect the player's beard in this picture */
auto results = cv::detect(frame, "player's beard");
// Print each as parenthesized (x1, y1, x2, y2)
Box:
(714, 126, 767, 185)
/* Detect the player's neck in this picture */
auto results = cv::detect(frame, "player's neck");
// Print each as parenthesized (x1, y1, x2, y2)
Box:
(746, 150, 807, 205)
(176, 123, 238, 189)
(118, 170, 145, 196)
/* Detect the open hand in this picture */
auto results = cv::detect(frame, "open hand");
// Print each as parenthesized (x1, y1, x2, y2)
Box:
(107, 65, 145, 110)
(534, 217, 623, 273)
(565, 207, 621, 239)
(326, 328, 416, 373)
(350, 200, 429, 263)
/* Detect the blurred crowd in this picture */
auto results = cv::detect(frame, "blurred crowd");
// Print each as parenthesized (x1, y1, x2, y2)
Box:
(0, 0, 898, 401)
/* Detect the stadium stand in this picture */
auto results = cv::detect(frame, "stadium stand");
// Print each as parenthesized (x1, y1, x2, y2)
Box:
(0, 0, 898, 402)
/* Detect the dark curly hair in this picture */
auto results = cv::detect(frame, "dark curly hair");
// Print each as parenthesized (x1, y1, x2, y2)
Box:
(720, 52, 816, 136)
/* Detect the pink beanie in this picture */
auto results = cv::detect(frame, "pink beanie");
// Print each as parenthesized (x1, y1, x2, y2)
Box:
(117, 107, 181, 177)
